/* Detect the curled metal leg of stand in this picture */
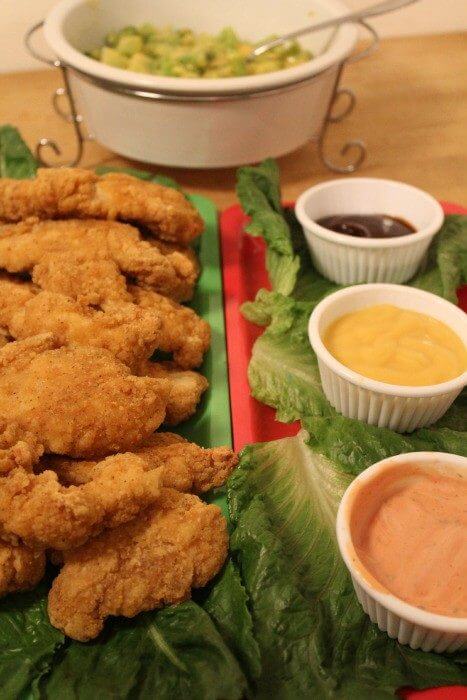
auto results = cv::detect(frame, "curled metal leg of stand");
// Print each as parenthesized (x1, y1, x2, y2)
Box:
(317, 21, 379, 174)
(327, 87, 356, 124)
(24, 21, 87, 168)
(317, 74, 366, 174)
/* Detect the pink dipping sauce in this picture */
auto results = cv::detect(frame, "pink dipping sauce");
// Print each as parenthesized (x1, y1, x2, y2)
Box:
(348, 463, 467, 618)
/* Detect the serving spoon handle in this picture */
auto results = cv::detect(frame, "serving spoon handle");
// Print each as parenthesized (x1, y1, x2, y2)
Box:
(250, 0, 420, 58)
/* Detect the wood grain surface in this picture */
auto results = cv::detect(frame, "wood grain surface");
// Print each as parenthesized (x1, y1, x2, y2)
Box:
(1, 32, 466, 206)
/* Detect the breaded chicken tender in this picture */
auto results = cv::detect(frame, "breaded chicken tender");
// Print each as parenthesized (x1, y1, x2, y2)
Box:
(0, 421, 44, 475)
(138, 360, 208, 425)
(32, 252, 130, 306)
(0, 454, 162, 550)
(0, 541, 45, 597)
(48, 489, 228, 640)
(41, 432, 238, 494)
(0, 218, 199, 302)
(0, 168, 204, 244)
(0, 281, 162, 372)
(0, 274, 209, 373)
(0, 334, 169, 457)
(129, 285, 211, 368)
(0, 274, 37, 327)
(0, 327, 11, 348)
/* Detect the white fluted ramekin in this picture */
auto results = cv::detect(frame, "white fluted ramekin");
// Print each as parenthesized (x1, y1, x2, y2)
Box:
(308, 284, 467, 432)
(295, 178, 444, 284)
(337, 452, 467, 653)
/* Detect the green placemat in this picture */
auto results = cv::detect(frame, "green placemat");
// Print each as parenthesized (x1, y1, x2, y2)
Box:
(175, 194, 231, 449)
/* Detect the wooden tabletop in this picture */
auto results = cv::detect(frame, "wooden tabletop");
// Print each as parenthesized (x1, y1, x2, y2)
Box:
(1, 32, 466, 208)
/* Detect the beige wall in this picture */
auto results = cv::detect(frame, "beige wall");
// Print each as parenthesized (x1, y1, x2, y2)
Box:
(2, 0, 467, 73)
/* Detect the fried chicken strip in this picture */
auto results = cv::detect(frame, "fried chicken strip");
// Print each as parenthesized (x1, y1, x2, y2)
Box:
(138, 360, 208, 425)
(0, 277, 161, 371)
(0, 273, 37, 325)
(129, 285, 210, 368)
(32, 252, 130, 306)
(0, 327, 11, 348)
(0, 168, 204, 244)
(0, 334, 169, 457)
(41, 432, 238, 494)
(0, 454, 162, 551)
(0, 273, 210, 371)
(0, 219, 199, 302)
(0, 541, 45, 597)
(48, 489, 228, 641)
(0, 421, 44, 475)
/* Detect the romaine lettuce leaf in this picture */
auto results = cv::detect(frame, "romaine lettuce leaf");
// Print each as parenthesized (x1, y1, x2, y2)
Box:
(236, 160, 300, 295)
(203, 560, 261, 686)
(37, 602, 247, 700)
(233, 160, 467, 696)
(227, 433, 467, 698)
(304, 414, 467, 476)
(243, 290, 330, 422)
(0, 581, 64, 698)
(0, 125, 37, 179)
(239, 162, 467, 434)
(411, 214, 467, 303)
(239, 160, 467, 307)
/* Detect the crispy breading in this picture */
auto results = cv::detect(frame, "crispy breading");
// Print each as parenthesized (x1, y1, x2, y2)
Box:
(48, 489, 228, 641)
(138, 360, 208, 426)
(0, 454, 162, 551)
(0, 334, 169, 457)
(0, 273, 37, 327)
(41, 432, 238, 494)
(0, 541, 45, 597)
(2, 282, 162, 372)
(0, 168, 204, 244)
(0, 421, 44, 475)
(0, 274, 210, 376)
(136, 433, 237, 492)
(0, 327, 11, 348)
(32, 252, 130, 306)
(0, 218, 199, 302)
(129, 285, 211, 368)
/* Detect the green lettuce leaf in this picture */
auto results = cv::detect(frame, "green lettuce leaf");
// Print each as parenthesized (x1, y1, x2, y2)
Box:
(236, 160, 300, 295)
(203, 560, 261, 686)
(411, 214, 467, 303)
(37, 602, 247, 700)
(239, 161, 467, 433)
(0, 125, 37, 179)
(238, 160, 466, 305)
(233, 160, 467, 696)
(227, 433, 467, 698)
(242, 289, 330, 422)
(0, 582, 64, 698)
(304, 414, 467, 476)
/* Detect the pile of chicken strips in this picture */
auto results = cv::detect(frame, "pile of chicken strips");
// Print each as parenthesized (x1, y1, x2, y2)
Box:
(0, 169, 237, 641)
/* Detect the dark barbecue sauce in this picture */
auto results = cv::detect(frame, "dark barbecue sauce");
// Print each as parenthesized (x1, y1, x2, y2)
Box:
(316, 214, 416, 239)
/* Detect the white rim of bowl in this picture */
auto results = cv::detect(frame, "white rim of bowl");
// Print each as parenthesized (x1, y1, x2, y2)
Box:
(43, 0, 358, 96)
(336, 451, 467, 634)
(308, 284, 467, 398)
(295, 178, 445, 249)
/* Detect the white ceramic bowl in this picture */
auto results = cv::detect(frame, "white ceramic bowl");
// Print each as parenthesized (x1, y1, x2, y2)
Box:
(295, 178, 444, 284)
(42, 0, 358, 168)
(337, 451, 467, 653)
(308, 284, 467, 432)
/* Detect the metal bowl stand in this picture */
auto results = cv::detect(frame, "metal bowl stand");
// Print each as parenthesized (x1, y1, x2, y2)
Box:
(25, 20, 378, 173)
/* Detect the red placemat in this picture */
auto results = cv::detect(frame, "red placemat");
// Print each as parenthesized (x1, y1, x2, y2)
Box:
(220, 200, 467, 700)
